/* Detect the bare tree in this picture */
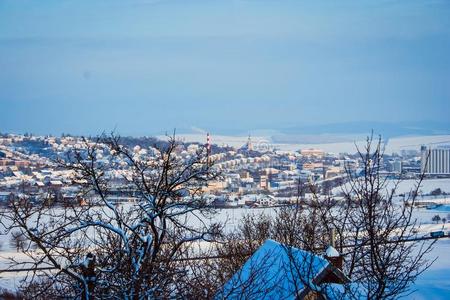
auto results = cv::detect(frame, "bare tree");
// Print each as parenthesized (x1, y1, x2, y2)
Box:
(0, 134, 435, 299)
(176, 213, 273, 299)
(203, 136, 435, 300)
(334, 135, 435, 299)
(1, 133, 221, 299)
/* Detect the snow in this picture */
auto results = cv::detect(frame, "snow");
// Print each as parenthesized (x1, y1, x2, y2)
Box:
(218, 239, 331, 299)
(1, 178, 450, 296)
(325, 246, 340, 258)
(409, 239, 450, 300)
(385, 135, 450, 154)
(169, 133, 450, 154)
(333, 178, 450, 196)
(389, 179, 450, 195)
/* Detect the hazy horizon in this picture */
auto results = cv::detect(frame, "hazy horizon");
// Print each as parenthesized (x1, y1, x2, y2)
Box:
(1, 0, 450, 136)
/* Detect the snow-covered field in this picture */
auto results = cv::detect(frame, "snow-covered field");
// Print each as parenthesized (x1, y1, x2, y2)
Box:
(166, 133, 450, 154)
(1, 179, 450, 296)
(0, 205, 448, 297)
(197, 204, 450, 299)
(389, 178, 450, 195)
(411, 239, 450, 300)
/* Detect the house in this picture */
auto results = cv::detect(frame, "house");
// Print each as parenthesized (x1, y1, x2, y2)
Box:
(35, 181, 45, 188)
(49, 180, 63, 187)
(217, 240, 350, 299)
(0, 191, 13, 203)
(255, 195, 277, 207)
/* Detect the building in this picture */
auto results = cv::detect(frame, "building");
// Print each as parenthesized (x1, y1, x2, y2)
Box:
(392, 160, 402, 173)
(202, 180, 227, 193)
(302, 162, 323, 171)
(253, 173, 269, 189)
(240, 135, 254, 151)
(387, 159, 402, 174)
(300, 148, 324, 158)
(421, 146, 450, 175)
(217, 239, 350, 299)
(0, 191, 13, 203)
(325, 166, 342, 179)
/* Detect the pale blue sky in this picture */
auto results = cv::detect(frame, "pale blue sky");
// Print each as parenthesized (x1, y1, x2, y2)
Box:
(1, 0, 449, 135)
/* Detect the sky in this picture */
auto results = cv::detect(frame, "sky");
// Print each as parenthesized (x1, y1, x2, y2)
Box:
(1, 0, 450, 136)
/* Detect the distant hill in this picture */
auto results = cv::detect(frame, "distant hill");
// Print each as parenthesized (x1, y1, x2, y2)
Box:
(280, 121, 450, 138)
(182, 121, 450, 139)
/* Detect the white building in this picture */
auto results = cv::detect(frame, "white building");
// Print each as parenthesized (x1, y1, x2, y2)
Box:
(421, 146, 450, 174)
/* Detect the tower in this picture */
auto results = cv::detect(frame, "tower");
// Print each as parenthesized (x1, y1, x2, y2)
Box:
(247, 135, 253, 151)
(206, 132, 211, 166)
(206, 132, 211, 155)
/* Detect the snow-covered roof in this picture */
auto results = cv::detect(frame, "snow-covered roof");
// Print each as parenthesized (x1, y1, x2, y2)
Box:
(217, 239, 330, 299)
(325, 246, 340, 258)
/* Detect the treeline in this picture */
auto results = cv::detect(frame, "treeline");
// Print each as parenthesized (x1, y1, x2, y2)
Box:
(0, 134, 435, 299)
